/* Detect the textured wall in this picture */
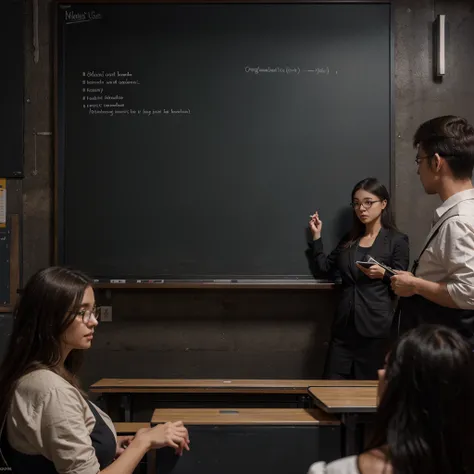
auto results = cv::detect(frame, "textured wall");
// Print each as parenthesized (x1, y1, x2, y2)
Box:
(394, 0, 474, 255)
(10, 0, 474, 387)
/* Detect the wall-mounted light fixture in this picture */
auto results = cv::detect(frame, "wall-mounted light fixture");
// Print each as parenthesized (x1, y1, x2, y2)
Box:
(435, 14, 446, 76)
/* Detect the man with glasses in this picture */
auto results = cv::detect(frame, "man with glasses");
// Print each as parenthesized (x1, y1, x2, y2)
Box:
(391, 115, 474, 344)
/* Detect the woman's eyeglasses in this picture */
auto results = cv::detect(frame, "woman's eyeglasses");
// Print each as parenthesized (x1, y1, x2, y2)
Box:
(350, 200, 381, 210)
(75, 306, 100, 323)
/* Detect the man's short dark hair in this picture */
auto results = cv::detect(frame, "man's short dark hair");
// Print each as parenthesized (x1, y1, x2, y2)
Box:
(413, 115, 474, 180)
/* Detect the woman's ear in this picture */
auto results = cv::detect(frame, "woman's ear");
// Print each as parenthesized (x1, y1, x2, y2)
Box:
(381, 199, 387, 210)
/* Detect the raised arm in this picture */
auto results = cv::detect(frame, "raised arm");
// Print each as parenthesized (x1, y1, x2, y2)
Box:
(309, 237, 346, 276)
(307, 210, 346, 276)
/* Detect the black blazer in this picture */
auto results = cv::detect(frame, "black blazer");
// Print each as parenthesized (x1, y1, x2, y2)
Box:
(308, 228, 409, 338)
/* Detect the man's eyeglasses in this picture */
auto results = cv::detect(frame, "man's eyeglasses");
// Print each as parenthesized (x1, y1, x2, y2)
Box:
(350, 200, 381, 210)
(75, 306, 100, 323)
(415, 154, 432, 165)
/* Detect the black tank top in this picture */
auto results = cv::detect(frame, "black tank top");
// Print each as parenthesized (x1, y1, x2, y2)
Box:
(0, 400, 116, 473)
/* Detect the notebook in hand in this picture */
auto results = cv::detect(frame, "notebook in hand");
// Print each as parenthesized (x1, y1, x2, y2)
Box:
(366, 255, 396, 276)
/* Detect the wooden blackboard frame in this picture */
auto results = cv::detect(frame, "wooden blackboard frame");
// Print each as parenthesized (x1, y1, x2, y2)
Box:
(53, 0, 394, 290)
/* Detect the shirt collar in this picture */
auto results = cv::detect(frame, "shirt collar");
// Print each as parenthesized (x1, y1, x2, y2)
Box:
(434, 188, 474, 223)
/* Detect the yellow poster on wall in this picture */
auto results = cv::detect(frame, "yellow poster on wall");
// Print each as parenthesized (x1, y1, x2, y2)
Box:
(0, 179, 6, 228)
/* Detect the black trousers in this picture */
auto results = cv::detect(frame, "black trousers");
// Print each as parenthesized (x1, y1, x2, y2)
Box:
(323, 324, 389, 380)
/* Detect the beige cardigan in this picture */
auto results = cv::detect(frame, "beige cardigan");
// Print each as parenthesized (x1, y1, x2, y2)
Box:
(4, 369, 116, 474)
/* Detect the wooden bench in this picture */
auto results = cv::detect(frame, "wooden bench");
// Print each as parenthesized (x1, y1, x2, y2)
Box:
(91, 378, 378, 421)
(150, 408, 341, 474)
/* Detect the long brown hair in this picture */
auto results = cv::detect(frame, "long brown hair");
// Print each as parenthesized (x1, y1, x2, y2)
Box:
(366, 325, 474, 474)
(0, 267, 92, 425)
(345, 177, 397, 247)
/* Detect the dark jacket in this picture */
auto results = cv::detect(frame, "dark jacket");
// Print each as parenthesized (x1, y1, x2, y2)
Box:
(308, 227, 409, 338)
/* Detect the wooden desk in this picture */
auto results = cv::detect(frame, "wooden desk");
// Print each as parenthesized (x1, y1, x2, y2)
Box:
(91, 378, 345, 421)
(151, 407, 339, 426)
(91, 379, 378, 422)
(150, 408, 341, 474)
(308, 381, 377, 388)
(113, 422, 150, 433)
(308, 386, 377, 413)
(307, 386, 378, 456)
(91, 378, 343, 394)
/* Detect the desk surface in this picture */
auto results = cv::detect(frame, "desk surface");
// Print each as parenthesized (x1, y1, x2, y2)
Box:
(151, 408, 340, 425)
(308, 386, 378, 413)
(90, 378, 378, 394)
(113, 422, 150, 434)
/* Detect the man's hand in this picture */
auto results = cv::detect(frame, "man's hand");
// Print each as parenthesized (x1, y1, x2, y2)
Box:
(390, 270, 418, 297)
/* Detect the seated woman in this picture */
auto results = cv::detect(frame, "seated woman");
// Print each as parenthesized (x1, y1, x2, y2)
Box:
(0, 266, 190, 474)
(307, 324, 474, 474)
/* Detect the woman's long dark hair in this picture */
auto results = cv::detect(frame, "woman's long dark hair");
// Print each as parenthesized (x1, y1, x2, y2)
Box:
(346, 177, 397, 247)
(366, 324, 474, 474)
(0, 266, 92, 425)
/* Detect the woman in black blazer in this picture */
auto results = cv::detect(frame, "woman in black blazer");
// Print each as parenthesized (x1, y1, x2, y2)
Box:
(308, 177, 409, 380)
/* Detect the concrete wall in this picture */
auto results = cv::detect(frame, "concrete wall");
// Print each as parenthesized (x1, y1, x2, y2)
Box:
(6, 0, 474, 388)
(394, 0, 474, 255)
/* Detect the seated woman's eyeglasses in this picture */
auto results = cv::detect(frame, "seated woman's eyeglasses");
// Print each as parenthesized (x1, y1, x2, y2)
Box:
(75, 306, 100, 323)
(350, 200, 381, 209)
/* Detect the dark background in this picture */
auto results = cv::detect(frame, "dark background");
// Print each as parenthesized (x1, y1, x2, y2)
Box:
(2, 0, 474, 386)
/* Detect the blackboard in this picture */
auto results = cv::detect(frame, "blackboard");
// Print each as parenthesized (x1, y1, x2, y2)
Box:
(0, 0, 24, 177)
(56, 2, 392, 280)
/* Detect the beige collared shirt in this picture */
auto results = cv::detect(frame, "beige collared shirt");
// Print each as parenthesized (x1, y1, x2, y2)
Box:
(4, 369, 116, 474)
(416, 188, 474, 310)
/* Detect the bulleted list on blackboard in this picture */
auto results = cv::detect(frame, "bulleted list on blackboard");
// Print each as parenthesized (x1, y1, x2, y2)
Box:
(80, 70, 191, 117)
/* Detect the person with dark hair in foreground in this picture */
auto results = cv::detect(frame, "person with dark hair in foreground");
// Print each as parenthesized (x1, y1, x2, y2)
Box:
(391, 115, 474, 344)
(0, 267, 190, 474)
(308, 177, 409, 380)
(308, 324, 474, 474)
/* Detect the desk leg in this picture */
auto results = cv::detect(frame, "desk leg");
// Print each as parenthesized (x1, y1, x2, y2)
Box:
(103, 395, 123, 421)
(341, 414, 358, 456)
(298, 395, 307, 408)
(96, 395, 107, 412)
(121, 395, 132, 422)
